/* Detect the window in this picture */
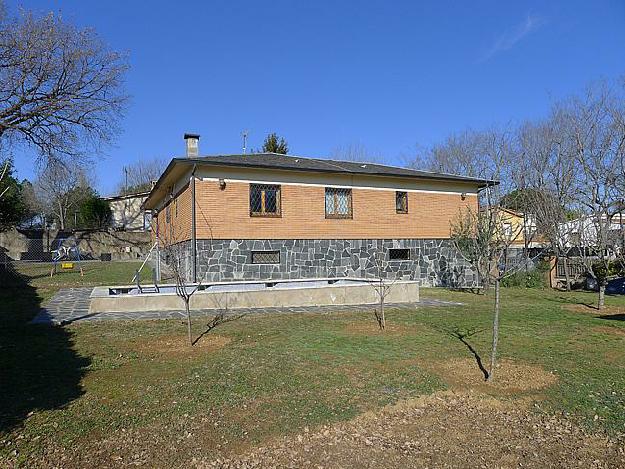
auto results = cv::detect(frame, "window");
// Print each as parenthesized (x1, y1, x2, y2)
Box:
(389, 248, 410, 261)
(325, 187, 352, 219)
(143, 211, 152, 231)
(396, 191, 408, 213)
(165, 205, 171, 223)
(251, 250, 280, 264)
(502, 222, 513, 238)
(250, 184, 281, 217)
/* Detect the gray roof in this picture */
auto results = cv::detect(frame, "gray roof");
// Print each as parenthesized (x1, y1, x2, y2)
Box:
(171, 152, 494, 185)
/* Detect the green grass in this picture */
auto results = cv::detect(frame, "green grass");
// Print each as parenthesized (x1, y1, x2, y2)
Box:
(1, 264, 624, 466)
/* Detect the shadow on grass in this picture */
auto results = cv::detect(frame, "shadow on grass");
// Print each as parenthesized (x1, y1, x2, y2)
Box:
(438, 325, 489, 381)
(0, 268, 89, 433)
(597, 313, 625, 321)
(192, 311, 247, 346)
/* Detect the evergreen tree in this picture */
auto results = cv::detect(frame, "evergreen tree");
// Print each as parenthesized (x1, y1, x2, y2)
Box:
(79, 192, 111, 229)
(0, 159, 27, 231)
(261, 133, 289, 154)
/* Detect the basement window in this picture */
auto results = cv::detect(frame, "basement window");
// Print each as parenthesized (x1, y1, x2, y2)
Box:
(251, 250, 280, 264)
(250, 184, 281, 217)
(389, 248, 410, 261)
(396, 191, 408, 213)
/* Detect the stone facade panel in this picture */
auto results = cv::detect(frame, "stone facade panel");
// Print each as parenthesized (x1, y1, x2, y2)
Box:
(170, 238, 477, 288)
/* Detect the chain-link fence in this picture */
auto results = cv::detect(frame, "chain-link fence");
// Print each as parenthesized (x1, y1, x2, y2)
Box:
(0, 257, 108, 287)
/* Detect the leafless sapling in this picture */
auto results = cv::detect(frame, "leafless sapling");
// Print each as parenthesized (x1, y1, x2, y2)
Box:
(368, 241, 399, 330)
(451, 196, 537, 382)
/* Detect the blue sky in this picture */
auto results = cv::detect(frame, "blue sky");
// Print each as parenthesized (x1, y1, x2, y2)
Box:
(10, 0, 625, 195)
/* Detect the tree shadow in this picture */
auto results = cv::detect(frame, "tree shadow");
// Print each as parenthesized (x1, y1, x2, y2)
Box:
(438, 325, 489, 381)
(0, 265, 89, 432)
(192, 311, 247, 346)
(597, 313, 625, 321)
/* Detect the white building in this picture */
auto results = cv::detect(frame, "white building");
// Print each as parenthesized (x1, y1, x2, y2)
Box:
(102, 191, 152, 231)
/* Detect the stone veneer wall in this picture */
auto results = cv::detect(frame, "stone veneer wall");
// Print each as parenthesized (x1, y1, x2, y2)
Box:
(168, 239, 478, 288)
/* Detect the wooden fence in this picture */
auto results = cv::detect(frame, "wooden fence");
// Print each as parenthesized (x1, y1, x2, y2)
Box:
(555, 258, 588, 279)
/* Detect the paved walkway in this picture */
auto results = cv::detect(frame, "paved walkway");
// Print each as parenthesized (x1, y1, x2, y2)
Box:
(31, 288, 463, 325)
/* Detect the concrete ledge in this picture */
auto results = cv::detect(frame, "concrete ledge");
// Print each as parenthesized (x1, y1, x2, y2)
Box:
(90, 280, 419, 313)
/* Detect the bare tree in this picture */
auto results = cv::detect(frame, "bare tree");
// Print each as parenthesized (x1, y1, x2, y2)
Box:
(158, 184, 240, 346)
(118, 158, 167, 195)
(0, 159, 8, 199)
(172, 246, 201, 346)
(566, 83, 624, 309)
(331, 143, 387, 164)
(162, 231, 243, 346)
(411, 128, 518, 199)
(0, 3, 128, 165)
(368, 241, 399, 330)
(451, 194, 537, 382)
(33, 161, 92, 230)
(519, 116, 579, 290)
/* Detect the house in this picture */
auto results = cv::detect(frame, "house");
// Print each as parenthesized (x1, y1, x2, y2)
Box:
(494, 207, 542, 249)
(102, 191, 152, 231)
(143, 134, 493, 286)
(562, 212, 625, 251)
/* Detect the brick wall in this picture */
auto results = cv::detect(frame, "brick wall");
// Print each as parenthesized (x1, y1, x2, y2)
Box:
(157, 179, 478, 242)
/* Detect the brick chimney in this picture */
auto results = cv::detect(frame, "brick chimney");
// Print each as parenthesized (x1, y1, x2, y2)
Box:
(184, 133, 200, 157)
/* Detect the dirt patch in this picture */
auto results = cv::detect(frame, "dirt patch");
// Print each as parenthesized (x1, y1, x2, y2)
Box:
(593, 326, 625, 338)
(342, 321, 419, 335)
(129, 334, 232, 356)
(428, 357, 558, 393)
(564, 303, 625, 316)
(198, 392, 625, 468)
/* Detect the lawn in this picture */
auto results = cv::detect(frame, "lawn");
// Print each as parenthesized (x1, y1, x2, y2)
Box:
(1, 263, 624, 467)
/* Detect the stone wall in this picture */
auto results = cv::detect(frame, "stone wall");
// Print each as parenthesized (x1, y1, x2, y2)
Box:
(168, 238, 478, 287)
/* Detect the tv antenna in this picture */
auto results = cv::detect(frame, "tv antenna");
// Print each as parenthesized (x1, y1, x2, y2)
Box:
(241, 130, 249, 154)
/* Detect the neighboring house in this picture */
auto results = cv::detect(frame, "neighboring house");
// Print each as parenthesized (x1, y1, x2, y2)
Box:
(495, 207, 541, 249)
(102, 191, 151, 231)
(562, 212, 625, 251)
(143, 135, 493, 286)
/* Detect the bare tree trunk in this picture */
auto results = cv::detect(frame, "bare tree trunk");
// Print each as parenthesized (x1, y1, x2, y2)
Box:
(563, 257, 571, 291)
(380, 291, 385, 330)
(58, 201, 65, 230)
(476, 269, 486, 295)
(487, 279, 501, 382)
(185, 299, 192, 346)
(523, 223, 530, 278)
(480, 261, 490, 294)
(598, 283, 606, 310)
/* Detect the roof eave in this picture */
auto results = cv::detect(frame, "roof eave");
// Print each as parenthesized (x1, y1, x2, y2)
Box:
(144, 157, 498, 210)
(174, 157, 497, 186)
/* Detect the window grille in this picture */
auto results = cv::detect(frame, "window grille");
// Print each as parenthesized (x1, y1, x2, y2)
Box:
(389, 248, 410, 261)
(250, 184, 281, 216)
(325, 187, 352, 218)
(251, 250, 280, 264)
(396, 191, 408, 213)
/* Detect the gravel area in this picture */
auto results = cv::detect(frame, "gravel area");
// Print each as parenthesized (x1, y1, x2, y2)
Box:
(200, 392, 625, 469)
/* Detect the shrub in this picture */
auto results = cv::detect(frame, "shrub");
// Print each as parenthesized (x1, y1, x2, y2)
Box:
(590, 260, 623, 284)
(501, 260, 549, 288)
